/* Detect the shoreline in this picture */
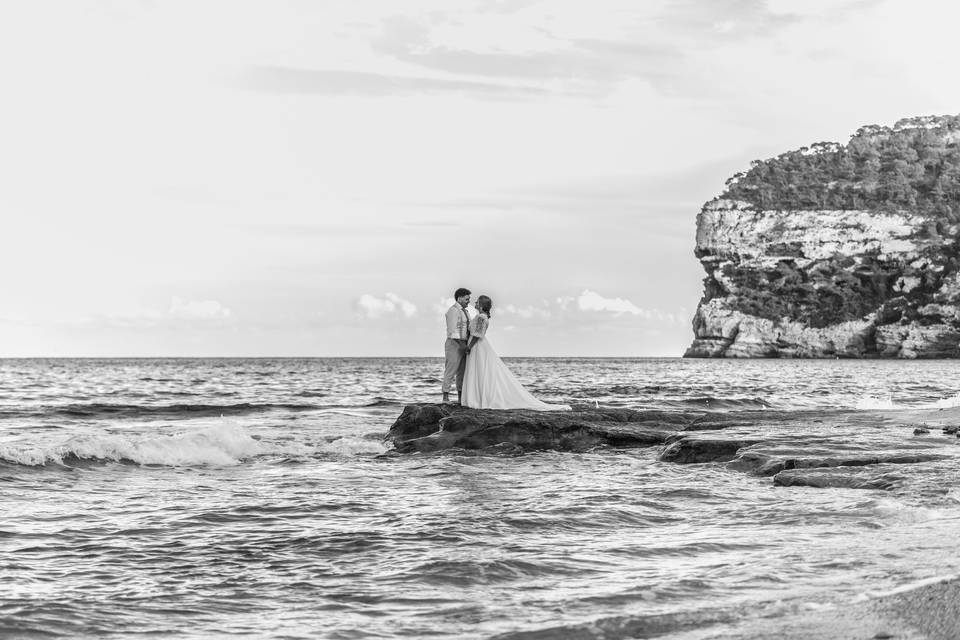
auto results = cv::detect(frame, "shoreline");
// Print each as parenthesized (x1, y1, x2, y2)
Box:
(723, 574, 960, 640)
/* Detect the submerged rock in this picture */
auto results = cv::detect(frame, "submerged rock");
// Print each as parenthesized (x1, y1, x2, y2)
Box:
(773, 470, 903, 490)
(386, 404, 695, 454)
(727, 451, 948, 476)
(657, 437, 762, 464)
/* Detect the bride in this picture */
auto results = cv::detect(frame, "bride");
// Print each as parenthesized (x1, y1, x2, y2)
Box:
(461, 295, 571, 411)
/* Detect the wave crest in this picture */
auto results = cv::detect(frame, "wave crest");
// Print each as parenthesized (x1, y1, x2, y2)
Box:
(854, 391, 960, 411)
(677, 396, 771, 409)
(0, 423, 264, 467)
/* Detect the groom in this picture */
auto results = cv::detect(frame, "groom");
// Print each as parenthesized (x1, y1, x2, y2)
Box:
(442, 287, 471, 404)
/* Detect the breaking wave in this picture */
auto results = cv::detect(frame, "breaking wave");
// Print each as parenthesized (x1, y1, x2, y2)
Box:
(0, 423, 267, 467)
(675, 396, 772, 409)
(0, 398, 405, 421)
(854, 391, 960, 411)
(317, 436, 390, 457)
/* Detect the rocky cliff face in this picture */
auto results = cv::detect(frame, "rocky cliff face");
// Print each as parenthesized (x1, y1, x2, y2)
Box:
(686, 115, 960, 358)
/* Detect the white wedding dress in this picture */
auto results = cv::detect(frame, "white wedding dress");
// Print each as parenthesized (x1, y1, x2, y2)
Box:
(461, 314, 571, 411)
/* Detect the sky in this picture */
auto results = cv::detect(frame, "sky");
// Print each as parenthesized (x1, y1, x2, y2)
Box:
(2, 0, 960, 357)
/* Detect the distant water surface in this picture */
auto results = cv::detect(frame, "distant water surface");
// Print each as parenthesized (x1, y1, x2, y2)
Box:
(2, 358, 960, 638)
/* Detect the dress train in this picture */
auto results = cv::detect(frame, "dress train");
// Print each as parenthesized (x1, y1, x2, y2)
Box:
(461, 317, 570, 411)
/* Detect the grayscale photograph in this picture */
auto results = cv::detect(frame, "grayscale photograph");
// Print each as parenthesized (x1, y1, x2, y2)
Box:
(3, 1, 960, 638)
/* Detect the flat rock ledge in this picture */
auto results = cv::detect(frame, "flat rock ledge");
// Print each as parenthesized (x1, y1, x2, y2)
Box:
(384, 406, 956, 491)
(385, 403, 696, 454)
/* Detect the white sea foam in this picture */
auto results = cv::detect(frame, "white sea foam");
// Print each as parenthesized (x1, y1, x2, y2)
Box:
(0, 423, 389, 467)
(854, 395, 899, 410)
(928, 391, 960, 409)
(318, 436, 390, 457)
(0, 422, 264, 467)
(854, 390, 960, 411)
(868, 497, 954, 525)
(854, 572, 960, 601)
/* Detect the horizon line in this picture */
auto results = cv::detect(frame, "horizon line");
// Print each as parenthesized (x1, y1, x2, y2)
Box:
(0, 355, 685, 360)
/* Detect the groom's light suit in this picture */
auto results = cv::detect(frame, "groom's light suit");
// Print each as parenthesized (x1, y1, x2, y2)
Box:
(442, 303, 470, 395)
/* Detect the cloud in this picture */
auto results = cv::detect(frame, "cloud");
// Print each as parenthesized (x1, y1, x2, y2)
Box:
(432, 297, 459, 315)
(367, 2, 809, 97)
(232, 2, 875, 104)
(357, 293, 418, 319)
(432, 292, 683, 327)
(61, 298, 234, 330)
(239, 222, 410, 238)
(501, 303, 551, 320)
(577, 290, 644, 315)
(501, 291, 689, 326)
(655, 0, 802, 43)
(402, 220, 463, 228)
(407, 158, 749, 219)
(371, 14, 682, 95)
(232, 66, 549, 99)
(169, 297, 232, 320)
(576, 290, 687, 325)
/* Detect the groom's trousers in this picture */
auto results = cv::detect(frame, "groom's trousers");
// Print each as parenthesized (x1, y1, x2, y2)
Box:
(442, 338, 468, 394)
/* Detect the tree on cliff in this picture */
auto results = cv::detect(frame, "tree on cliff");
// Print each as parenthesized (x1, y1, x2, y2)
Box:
(724, 114, 960, 220)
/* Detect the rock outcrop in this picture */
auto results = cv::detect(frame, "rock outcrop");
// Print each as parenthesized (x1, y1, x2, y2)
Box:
(385, 405, 956, 493)
(657, 436, 762, 464)
(686, 114, 960, 358)
(385, 403, 693, 454)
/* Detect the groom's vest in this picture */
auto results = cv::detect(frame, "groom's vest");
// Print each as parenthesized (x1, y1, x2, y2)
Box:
(445, 305, 469, 340)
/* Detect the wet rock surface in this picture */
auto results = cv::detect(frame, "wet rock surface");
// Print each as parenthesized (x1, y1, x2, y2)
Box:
(728, 450, 949, 476)
(386, 405, 959, 497)
(658, 437, 762, 464)
(772, 469, 905, 490)
(385, 403, 694, 454)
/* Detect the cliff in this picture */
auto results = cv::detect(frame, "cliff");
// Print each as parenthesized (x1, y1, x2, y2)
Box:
(686, 114, 960, 358)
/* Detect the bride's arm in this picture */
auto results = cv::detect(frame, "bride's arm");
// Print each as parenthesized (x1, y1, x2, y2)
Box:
(466, 329, 481, 352)
(465, 316, 488, 353)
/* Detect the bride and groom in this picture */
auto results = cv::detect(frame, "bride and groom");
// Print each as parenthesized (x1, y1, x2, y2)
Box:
(442, 288, 570, 411)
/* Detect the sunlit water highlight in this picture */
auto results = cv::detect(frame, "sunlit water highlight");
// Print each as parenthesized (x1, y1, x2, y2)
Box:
(2, 358, 960, 638)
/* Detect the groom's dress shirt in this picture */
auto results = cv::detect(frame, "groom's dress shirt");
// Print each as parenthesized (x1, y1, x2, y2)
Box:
(446, 304, 470, 340)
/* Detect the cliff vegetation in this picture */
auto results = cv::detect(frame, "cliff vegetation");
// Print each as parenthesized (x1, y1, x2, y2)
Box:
(723, 115, 960, 220)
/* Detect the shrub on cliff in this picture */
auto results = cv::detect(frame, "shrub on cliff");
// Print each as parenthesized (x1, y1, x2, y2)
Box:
(724, 114, 960, 220)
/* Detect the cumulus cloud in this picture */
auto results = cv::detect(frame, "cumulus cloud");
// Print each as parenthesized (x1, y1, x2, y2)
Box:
(501, 303, 551, 320)
(494, 291, 689, 327)
(357, 293, 418, 319)
(169, 297, 232, 320)
(432, 297, 454, 315)
(574, 290, 687, 325)
(577, 290, 644, 315)
(59, 297, 234, 330)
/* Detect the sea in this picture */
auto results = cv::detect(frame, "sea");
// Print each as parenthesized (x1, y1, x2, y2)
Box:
(2, 357, 960, 639)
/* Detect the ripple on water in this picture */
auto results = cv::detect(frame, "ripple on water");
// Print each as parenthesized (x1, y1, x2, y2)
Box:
(3, 358, 960, 638)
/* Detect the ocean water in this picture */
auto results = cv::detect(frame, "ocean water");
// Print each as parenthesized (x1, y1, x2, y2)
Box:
(2, 357, 960, 639)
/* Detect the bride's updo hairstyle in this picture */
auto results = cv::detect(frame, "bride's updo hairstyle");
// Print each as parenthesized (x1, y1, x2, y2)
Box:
(477, 295, 493, 317)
